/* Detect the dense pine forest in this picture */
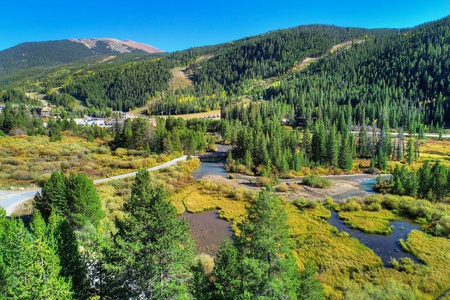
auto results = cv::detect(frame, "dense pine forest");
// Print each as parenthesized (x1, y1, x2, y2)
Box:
(2, 15, 450, 300)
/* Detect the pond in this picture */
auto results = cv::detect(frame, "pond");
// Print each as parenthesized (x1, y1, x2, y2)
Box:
(328, 210, 421, 267)
(182, 210, 233, 256)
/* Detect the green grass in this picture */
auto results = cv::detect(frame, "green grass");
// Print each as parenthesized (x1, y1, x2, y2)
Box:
(338, 210, 397, 234)
(301, 175, 332, 188)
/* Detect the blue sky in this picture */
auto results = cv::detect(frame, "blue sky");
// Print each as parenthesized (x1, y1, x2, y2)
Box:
(1, 1, 449, 52)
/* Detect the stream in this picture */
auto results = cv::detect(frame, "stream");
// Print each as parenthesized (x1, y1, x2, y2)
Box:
(188, 154, 421, 270)
(328, 210, 420, 266)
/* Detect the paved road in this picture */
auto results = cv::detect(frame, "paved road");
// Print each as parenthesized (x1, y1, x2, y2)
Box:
(0, 155, 188, 216)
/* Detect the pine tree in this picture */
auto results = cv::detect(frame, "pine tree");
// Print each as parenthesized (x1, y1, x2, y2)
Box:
(327, 125, 339, 166)
(338, 130, 353, 172)
(212, 239, 242, 300)
(34, 171, 68, 220)
(232, 189, 323, 298)
(107, 169, 195, 299)
(65, 173, 104, 227)
(28, 212, 73, 299)
(48, 213, 89, 299)
(407, 139, 415, 165)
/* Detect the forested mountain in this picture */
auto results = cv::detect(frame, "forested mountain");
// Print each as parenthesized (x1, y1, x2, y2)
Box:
(191, 25, 393, 94)
(267, 16, 450, 132)
(0, 38, 163, 79)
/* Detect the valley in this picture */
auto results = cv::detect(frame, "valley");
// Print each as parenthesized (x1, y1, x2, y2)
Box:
(1, 15, 450, 300)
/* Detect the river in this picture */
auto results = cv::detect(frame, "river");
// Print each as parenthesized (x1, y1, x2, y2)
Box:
(328, 211, 420, 266)
(188, 157, 421, 267)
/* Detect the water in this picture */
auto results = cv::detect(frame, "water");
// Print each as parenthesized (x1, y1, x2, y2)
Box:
(328, 210, 421, 266)
(192, 159, 228, 179)
(182, 210, 233, 256)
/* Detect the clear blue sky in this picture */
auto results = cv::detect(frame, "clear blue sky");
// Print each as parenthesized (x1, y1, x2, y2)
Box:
(1, 0, 449, 52)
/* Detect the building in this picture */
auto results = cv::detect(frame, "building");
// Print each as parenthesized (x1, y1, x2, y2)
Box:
(36, 106, 52, 117)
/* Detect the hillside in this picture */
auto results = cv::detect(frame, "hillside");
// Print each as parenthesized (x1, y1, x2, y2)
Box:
(0, 38, 163, 78)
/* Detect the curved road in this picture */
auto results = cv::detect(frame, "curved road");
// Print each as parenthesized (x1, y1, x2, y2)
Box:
(0, 155, 187, 216)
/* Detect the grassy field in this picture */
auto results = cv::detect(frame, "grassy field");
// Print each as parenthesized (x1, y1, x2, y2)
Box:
(0, 134, 178, 188)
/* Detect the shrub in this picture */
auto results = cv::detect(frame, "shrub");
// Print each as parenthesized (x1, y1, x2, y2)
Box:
(256, 176, 275, 187)
(292, 197, 307, 209)
(366, 202, 382, 212)
(382, 194, 401, 210)
(435, 216, 450, 237)
(275, 183, 290, 192)
(340, 200, 362, 212)
(301, 175, 331, 188)
(323, 196, 335, 207)
(304, 200, 319, 209)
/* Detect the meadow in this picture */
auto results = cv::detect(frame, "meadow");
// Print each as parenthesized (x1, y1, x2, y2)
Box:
(0, 134, 177, 188)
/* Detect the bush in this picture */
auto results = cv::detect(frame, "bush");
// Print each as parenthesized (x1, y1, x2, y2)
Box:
(275, 183, 290, 192)
(435, 216, 450, 237)
(292, 197, 307, 209)
(340, 200, 362, 212)
(256, 176, 275, 187)
(382, 194, 401, 210)
(301, 176, 332, 188)
(304, 200, 319, 209)
(366, 202, 382, 212)
(323, 196, 335, 207)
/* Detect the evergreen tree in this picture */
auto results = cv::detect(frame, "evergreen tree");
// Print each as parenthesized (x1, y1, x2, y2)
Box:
(212, 239, 242, 300)
(106, 169, 195, 299)
(65, 173, 104, 227)
(327, 125, 339, 166)
(338, 130, 353, 171)
(28, 212, 73, 299)
(48, 213, 89, 299)
(34, 171, 68, 220)
(34, 172, 104, 228)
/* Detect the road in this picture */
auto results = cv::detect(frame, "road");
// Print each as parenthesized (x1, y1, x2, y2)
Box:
(0, 155, 188, 216)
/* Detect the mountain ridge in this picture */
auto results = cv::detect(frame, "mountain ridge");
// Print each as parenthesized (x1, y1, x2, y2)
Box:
(0, 38, 163, 79)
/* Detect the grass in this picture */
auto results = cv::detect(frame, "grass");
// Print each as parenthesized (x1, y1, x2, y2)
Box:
(338, 210, 397, 234)
(155, 109, 221, 120)
(171, 180, 253, 233)
(287, 196, 450, 299)
(286, 203, 384, 299)
(401, 230, 450, 298)
(0, 134, 178, 188)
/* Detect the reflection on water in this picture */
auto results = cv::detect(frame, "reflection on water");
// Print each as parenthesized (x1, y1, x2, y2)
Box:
(182, 210, 232, 256)
(192, 159, 228, 179)
(328, 210, 421, 266)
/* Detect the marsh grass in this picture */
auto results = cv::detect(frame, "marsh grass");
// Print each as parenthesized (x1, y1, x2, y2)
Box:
(0, 135, 178, 188)
(338, 210, 397, 234)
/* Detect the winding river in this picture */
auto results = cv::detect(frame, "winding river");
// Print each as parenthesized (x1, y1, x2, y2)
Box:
(187, 158, 421, 269)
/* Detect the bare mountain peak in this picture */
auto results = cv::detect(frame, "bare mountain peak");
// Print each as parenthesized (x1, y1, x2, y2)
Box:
(68, 38, 164, 54)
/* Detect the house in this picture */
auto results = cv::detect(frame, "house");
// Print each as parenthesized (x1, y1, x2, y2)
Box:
(36, 106, 52, 117)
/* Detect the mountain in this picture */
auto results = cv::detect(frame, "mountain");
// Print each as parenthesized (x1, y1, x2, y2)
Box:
(0, 38, 163, 78)
(68, 38, 163, 54)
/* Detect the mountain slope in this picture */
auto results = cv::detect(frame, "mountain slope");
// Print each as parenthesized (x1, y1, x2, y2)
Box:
(0, 38, 163, 78)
